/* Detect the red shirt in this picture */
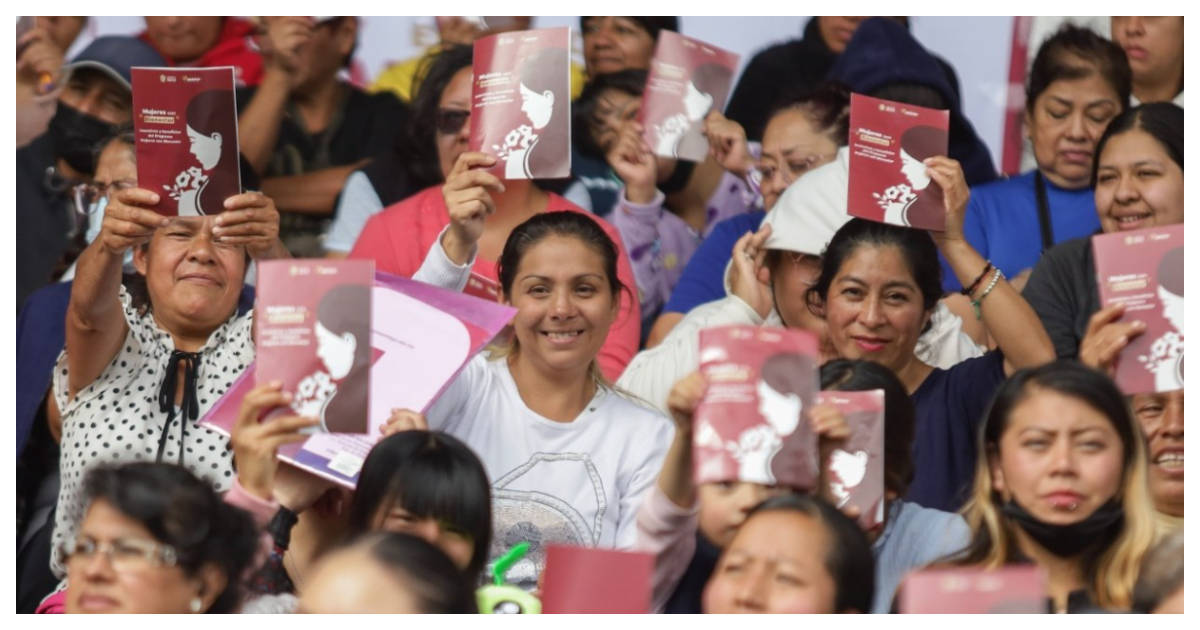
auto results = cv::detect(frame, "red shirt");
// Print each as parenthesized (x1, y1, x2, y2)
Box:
(139, 17, 264, 87)
(349, 186, 641, 381)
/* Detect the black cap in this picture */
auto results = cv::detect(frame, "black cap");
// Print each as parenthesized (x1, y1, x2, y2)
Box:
(62, 36, 166, 91)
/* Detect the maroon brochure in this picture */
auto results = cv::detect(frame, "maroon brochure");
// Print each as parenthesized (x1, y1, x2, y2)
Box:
(899, 565, 1047, 613)
(201, 270, 516, 488)
(1093, 224, 1184, 394)
(255, 260, 374, 434)
(847, 93, 950, 231)
(640, 30, 739, 163)
(469, 26, 571, 180)
(693, 325, 820, 490)
(540, 545, 653, 614)
(818, 389, 885, 531)
(132, 66, 240, 216)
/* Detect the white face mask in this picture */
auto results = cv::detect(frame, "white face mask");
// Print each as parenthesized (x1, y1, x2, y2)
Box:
(85, 197, 134, 268)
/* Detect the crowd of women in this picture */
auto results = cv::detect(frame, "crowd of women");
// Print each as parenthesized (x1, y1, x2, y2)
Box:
(14, 15, 1185, 614)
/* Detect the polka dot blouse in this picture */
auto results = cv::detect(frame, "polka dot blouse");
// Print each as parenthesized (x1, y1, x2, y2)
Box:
(49, 285, 253, 578)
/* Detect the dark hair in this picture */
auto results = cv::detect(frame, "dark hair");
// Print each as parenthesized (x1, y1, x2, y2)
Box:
(765, 81, 852, 148)
(353, 532, 477, 613)
(869, 82, 948, 110)
(80, 463, 259, 613)
(579, 16, 679, 42)
(406, 44, 475, 187)
(806, 219, 942, 332)
(184, 89, 238, 213)
(745, 494, 875, 613)
(1026, 24, 1131, 115)
(1091, 102, 1184, 188)
(497, 211, 627, 303)
(347, 431, 492, 582)
(92, 123, 136, 166)
(315, 284, 372, 433)
(820, 359, 916, 496)
(1132, 529, 1183, 613)
(573, 69, 647, 159)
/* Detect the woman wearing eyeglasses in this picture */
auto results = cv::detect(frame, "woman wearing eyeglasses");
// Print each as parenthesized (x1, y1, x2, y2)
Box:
(45, 463, 260, 613)
(346, 50, 641, 381)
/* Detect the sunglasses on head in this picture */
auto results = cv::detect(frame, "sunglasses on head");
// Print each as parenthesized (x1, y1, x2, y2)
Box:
(436, 108, 470, 135)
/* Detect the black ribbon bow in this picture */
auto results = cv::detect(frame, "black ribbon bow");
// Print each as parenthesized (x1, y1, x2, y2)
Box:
(155, 350, 201, 465)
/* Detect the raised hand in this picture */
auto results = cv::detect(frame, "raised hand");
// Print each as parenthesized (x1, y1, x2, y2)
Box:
(666, 371, 707, 434)
(17, 26, 65, 91)
(380, 408, 429, 437)
(259, 17, 314, 88)
(230, 381, 323, 507)
(922, 156, 970, 244)
(1079, 303, 1147, 379)
(440, 151, 504, 264)
(703, 110, 752, 177)
(97, 188, 168, 255)
(728, 223, 774, 319)
(606, 120, 657, 203)
(214, 192, 283, 259)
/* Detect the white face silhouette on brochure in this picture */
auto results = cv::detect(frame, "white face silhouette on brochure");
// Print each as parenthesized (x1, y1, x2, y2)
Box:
(830, 449, 868, 488)
(314, 320, 357, 379)
(1159, 286, 1184, 332)
(186, 124, 222, 170)
(899, 148, 930, 190)
(682, 80, 714, 122)
(756, 379, 802, 436)
(519, 82, 555, 129)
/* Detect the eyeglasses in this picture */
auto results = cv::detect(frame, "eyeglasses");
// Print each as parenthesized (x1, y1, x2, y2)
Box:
(61, 535, 178, 571)
(73, 180, 137, 213)
(436, 108, 471, 135)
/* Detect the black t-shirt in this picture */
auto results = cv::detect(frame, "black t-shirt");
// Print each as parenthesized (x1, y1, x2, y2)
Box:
(16, 134, 75, 314)
(235, 83, 410, 255)
(1021, 235, 1100, 360)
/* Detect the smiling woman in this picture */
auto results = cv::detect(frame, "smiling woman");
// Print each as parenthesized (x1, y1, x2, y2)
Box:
(379, 210, 674, 592)
(45, 173, 288, 597)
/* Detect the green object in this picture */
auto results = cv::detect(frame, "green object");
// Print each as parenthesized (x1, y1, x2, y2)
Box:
(476, 542, 541, 614)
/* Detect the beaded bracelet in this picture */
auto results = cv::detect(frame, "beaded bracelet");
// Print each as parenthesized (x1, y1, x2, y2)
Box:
(961, 261, 994, 296)
(970, 268, 1004, 320)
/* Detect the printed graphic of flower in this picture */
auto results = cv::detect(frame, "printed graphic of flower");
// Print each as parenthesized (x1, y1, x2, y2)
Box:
(491, 124, 537, 161)
(162, 166, 208, 201)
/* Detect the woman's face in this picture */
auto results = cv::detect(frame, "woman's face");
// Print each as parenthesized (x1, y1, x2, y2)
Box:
(581, 16, 655, 76)
(519, 81, 555, 129)
(770, 252, 828, 348)
(437, 67, 474, 180)
(1094, 129, 1184, 233)
(587, 88, 641, 156)
(1131, 390, 1183, 516)
(186, 124, 223, 170)
(65, 500, 215, 614)
(816, 16, 866, 54)
(822, 244, 930, 374)
(297, 547, 425, 614)
(682, 80, 714, 121)
(703, 510, 841, 613)
(991, 388, 1125, 525)
(697, 482, 787, 549)
(505, 235, 618, 377)
(143, 17, 223, 63)
(756, 380, 802, 435)
(314, 320, 357, 379)
(373, 504, 475, 572)
(759, 109, 839, 211)
(132, 216, 246, 339)
(898, 149, 930, 190)
(1026, 72, 1122, 189)
(1111, 17, 1184, 92)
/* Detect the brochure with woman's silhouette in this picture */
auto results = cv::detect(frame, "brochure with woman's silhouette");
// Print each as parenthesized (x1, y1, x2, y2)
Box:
(847, 93, 950, 231)
(818, 390, 885, 531)
(1093, 224, 1185, 394)
(131, 66, 240, 216)
(640, 31, 738, 163)
(470, 26, 571, 180)
(693, 325, 820, 490)
(256, 260, 375, 434)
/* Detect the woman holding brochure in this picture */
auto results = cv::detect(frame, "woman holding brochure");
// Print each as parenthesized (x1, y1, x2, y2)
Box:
(384, 206, 674, 592)
(45, 183, 288, 593)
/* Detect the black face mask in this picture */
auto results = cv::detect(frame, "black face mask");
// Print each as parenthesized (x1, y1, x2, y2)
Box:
(1001, 497, 1125, 558)
(48, 103, 120, 175)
